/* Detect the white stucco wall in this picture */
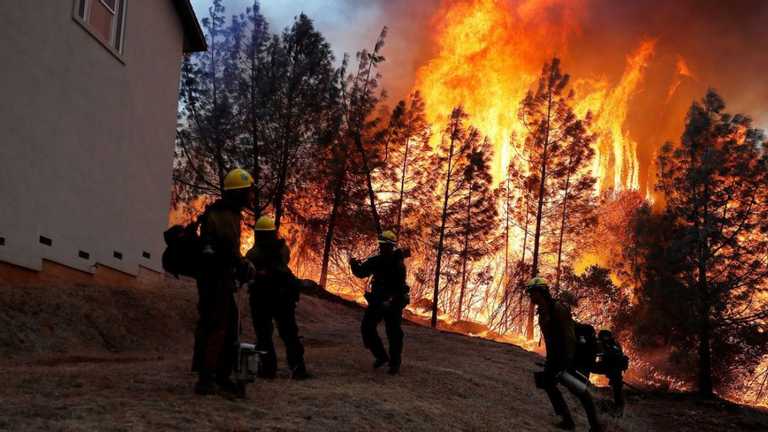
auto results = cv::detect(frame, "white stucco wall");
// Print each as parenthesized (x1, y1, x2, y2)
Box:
(0, 1, 186, 275)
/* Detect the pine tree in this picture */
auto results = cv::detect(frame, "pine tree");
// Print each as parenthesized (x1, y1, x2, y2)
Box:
(652, 90, 768, 397)
(454, 137, 499, 321)
(378, 92, 432, 236)
(260, 14, 335, 229)
(347, 28, 389, 235)
(232, 1, 269, 213)
(551, 124, 597, 291)
(431, 107, 470, 328)
(174, 0, 242, 203)
(517, 58, 595, 339)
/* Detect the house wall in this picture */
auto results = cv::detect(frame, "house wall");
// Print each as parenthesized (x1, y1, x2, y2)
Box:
(0, 1, 186, 275)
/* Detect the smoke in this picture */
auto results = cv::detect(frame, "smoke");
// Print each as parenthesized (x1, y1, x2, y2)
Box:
(190, 0, 767, 140)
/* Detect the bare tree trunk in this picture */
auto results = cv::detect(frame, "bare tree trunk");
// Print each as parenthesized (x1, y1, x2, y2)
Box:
(353, 132, 382, 234)
(319, 166, 346, 289)
(432, 133, 458, 328)
(273, 144, 290, 229)
(526, 70, 555, 340)
(554, 160, 573, 291)
(457, 181, 473, 321)
(249, 50, 261, 215)
(697, 179, 714, 397)
(504, 175, 511, 276)
(395, 137, 411, 234)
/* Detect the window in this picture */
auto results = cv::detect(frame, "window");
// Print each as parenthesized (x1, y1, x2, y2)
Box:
(74, 0, 127, 54)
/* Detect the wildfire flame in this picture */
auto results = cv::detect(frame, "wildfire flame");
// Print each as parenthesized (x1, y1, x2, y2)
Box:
(414, 0, 655, 192)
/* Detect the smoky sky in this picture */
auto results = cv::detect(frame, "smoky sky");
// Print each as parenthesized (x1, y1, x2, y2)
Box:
(190, 0, 767, 126)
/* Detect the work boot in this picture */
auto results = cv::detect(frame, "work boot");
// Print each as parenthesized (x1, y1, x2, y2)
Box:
(291, 364, 312, 380)
(373, 357, 389, 369)
(555, 418, 576, 430)
(387, 364, 400, 375)
(194, 373, 216, 396)
(216, 378, 239, 396)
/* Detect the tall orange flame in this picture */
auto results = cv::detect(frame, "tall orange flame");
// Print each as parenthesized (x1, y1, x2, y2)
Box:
(414, 0, 654, 191)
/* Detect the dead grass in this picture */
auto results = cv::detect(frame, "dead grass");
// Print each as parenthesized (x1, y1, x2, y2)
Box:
(0, 278, 766, 431)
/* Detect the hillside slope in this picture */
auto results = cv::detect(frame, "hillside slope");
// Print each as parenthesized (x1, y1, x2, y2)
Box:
(0, 278, 766, 431)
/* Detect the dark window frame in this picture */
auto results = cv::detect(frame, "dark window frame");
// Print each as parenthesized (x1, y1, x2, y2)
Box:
(72, 0, 128, 63)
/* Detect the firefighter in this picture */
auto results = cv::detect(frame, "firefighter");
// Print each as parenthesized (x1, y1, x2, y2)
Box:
(193, 168, 254, 396)
(528, 277, 602, 432)
(349, 230, 410, 375)
(246, 215, 310, 380)
(593, 330, 628, 414)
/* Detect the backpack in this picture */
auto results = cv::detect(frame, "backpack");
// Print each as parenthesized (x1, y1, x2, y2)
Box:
(601, 338, 630, 372)
(573, 322, 598, 374)
(162, 218, 203, 278)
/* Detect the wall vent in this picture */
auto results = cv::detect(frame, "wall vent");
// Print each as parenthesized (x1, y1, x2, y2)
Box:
(142, 251, 151, 259)
(78, 250, 91, 260)
(113, 251, 123, 260)
(39, 236, 52, 246)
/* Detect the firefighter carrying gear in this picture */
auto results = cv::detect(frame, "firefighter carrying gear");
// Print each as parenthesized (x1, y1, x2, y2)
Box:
(351, 244, 410, 375)
(193, 197, 249, 395)
(223, 168, 255, 191)
(530, 288, 602, 431)
(592, 330, 628, 413)
(246, 230, 308, 379)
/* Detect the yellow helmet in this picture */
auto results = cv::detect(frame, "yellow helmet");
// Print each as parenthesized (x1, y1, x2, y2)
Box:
(378, 230, 397, 245)
(223, 168, 254, 191)
(254, 215, 276, 231)
(525, 276, 549, 295)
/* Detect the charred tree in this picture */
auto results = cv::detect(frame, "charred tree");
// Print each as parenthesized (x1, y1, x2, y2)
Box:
(517, 58, 594, 339)
(431, 107, 469, 328)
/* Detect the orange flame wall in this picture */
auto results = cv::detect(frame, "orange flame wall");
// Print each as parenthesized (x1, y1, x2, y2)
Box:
(410, 0, 733, 195)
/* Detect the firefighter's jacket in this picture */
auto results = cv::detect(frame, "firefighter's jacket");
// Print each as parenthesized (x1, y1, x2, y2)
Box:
(538, 300, 577, 374)
(197, 199, 246, 278)
(246, 236, 300, 302)
(350, 249, 408, 305)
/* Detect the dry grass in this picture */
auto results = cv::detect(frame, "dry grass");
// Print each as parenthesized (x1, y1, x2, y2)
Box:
(0, 278, 766, 431)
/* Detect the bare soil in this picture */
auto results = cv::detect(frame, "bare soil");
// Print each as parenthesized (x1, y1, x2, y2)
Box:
(0, 278, 766, 431)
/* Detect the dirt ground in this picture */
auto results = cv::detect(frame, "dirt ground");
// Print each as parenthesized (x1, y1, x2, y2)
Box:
(0, 278, 767, 431)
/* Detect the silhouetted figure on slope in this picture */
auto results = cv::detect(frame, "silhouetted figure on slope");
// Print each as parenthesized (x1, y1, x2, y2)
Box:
(246, 215, 311, 380)
(350, 231, 410, 375)
(593, 330, 628, 415)
(193, 168, 255, 396)
(528, 277, 602, 432)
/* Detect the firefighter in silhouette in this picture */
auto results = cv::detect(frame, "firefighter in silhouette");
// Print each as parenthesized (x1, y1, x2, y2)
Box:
(593, 330, 628, 414)
(246, 215, 311, 380)
(349, 230, 410, 375)
(528, 277, 602, 432)
(193, 168, 255, 396)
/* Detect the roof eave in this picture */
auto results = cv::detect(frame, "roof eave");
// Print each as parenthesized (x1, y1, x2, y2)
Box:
(173, 0, 207, 53)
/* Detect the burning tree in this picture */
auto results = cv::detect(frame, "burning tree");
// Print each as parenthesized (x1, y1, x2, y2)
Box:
(453, 137, 500, 321)
(376, 92, 433, 237)
(635, 90, 768, 397)
(429, 107, 499, 326)
(517, 58, 597, 339)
